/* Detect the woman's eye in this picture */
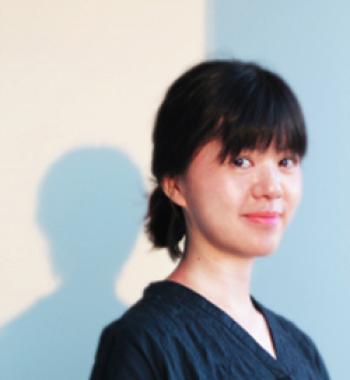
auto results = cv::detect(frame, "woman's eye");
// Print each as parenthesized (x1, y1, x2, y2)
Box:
(232, 157, 252, 168)
(279, 157, 299, 168)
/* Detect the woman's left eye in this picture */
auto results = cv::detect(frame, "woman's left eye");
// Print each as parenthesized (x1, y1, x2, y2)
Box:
(279, 157, 298, 168)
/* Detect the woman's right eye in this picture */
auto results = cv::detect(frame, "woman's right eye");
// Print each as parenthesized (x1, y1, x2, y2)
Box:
(232, 157, 252, 168)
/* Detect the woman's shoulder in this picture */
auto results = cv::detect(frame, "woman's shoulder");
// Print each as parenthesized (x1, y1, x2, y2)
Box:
(101, 280, 187, 342)
(90, 283, 176, 380)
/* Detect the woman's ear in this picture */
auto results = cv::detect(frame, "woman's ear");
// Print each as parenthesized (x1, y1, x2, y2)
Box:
(161, 176, 187, 208)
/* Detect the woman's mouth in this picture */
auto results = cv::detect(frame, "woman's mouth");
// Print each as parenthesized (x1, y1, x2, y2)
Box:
(242, 211, 282, 226)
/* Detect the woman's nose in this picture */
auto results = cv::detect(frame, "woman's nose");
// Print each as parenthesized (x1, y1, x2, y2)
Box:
(251, 165, 282, 199)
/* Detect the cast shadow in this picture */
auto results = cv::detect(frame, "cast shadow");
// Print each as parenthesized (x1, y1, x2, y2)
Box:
(0, 147, 146, 380)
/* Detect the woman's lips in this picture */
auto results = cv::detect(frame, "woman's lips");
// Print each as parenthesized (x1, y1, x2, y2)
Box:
(242, 212, 282, 226)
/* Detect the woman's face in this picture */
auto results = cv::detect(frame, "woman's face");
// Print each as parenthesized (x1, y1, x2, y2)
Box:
(173, 139, 303, 258)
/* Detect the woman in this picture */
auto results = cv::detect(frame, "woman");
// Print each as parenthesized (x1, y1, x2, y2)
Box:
(90, 60, 329, 379)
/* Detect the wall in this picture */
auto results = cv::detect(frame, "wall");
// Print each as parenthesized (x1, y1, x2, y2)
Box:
(0, 1, 204, 378)
(207, 1, 349, 378)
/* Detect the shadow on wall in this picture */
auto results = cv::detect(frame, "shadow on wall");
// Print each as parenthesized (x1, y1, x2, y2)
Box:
(0, 147, 146, 380)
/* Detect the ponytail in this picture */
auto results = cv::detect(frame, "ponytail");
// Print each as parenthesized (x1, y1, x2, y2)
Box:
(145, 186, 186, 260)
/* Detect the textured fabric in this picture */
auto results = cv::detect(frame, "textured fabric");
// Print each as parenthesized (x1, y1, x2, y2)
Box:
(90, 281, 329, 380)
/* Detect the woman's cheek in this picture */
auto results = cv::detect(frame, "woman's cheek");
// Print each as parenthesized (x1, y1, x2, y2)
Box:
(286, 174, 303, 220)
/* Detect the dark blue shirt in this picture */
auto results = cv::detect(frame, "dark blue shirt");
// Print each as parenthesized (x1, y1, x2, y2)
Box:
(90, 281, 329, 379)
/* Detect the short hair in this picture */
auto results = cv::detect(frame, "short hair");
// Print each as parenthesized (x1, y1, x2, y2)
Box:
(145, 59, 307, 260)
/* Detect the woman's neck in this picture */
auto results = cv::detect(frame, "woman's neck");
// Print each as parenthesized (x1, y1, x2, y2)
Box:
(167, 241, 256, 320)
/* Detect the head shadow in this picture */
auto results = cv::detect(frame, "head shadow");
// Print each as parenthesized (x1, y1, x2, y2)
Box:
(37, 146, 145, 290)
(0, 146, 146, 380)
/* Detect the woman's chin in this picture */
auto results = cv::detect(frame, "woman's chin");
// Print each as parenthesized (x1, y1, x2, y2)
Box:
(244, 240, 281, 258)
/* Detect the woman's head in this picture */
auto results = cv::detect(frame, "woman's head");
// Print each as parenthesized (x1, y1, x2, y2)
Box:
(146, 59, 306, 260)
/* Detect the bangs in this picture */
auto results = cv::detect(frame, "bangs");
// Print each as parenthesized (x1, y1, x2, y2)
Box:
(212, 67, 307, 162)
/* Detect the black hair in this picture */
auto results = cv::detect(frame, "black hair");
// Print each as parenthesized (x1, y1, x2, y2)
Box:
(145, 59, 307, 260)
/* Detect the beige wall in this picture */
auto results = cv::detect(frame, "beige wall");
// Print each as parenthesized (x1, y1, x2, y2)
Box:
(0, 0, 205, 326)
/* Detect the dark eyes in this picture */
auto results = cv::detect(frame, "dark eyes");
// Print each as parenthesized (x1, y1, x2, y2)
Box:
(231, 156, 299, 169)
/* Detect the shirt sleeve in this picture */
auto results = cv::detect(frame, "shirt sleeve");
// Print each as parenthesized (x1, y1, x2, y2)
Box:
(89, 321, 164, 380)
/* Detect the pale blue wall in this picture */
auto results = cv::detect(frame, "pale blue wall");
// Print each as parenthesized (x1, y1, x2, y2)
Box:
(207, 1, 350, 378)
